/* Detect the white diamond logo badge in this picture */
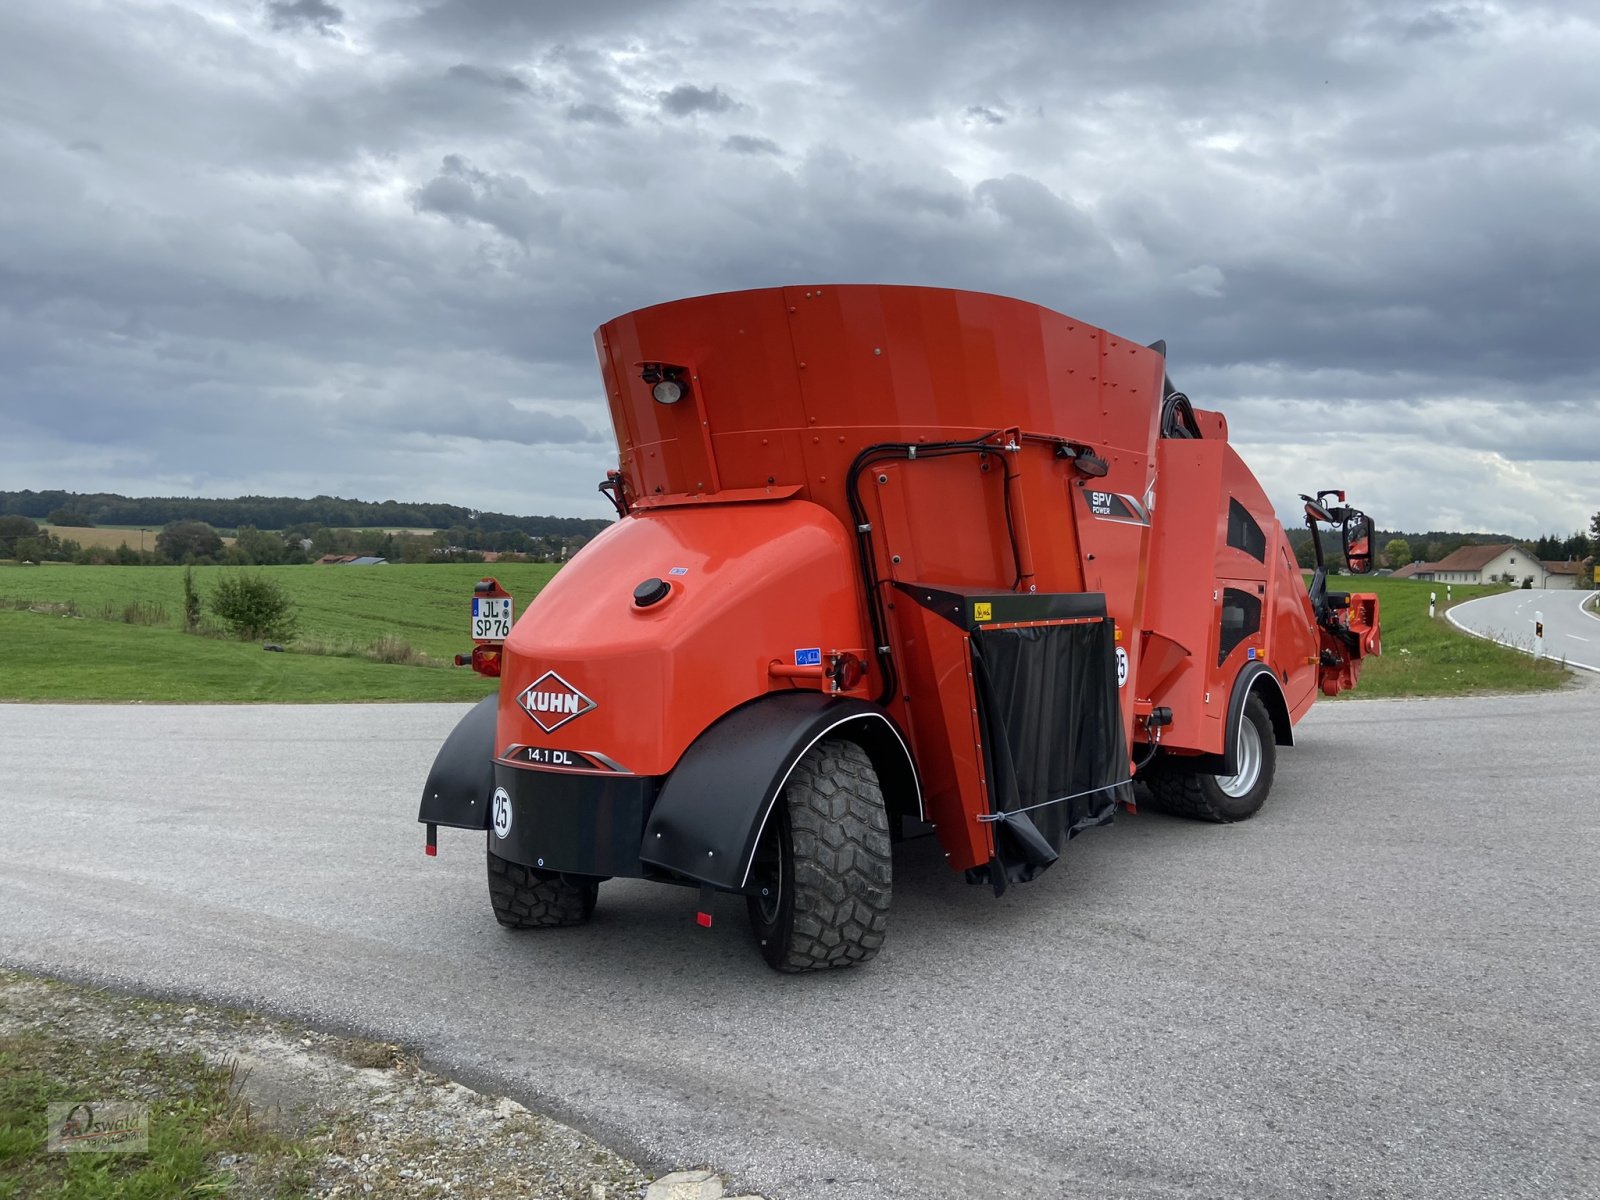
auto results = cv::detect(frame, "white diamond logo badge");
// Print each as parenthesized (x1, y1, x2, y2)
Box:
(516, 671, 597, 734)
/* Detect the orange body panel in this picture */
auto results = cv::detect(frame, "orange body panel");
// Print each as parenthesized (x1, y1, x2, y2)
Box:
(495, 285, 1375, 875)
(496, 499, 869, 778)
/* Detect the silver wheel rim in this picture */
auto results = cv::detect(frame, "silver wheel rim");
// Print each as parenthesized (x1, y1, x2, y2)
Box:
(1216, 716, 1262, 798)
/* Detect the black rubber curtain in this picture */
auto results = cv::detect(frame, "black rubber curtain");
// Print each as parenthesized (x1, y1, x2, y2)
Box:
(968, 620, 1131, 894)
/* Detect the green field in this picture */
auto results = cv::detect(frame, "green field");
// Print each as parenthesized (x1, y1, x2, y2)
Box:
(1325, 576, 1570, 697)
(0, 563, 558, 702)
(0, 563, 1575, 703)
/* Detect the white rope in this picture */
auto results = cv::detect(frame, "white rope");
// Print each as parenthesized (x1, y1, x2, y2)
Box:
(976, 778, 1130, 822)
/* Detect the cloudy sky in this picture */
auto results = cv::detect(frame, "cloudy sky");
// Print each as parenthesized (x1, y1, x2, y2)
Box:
(2, 0, 1596, 534)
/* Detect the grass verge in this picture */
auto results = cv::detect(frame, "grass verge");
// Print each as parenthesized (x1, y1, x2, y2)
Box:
(0, 1025, 298, 1199)
(1332, 578, 1570, 697)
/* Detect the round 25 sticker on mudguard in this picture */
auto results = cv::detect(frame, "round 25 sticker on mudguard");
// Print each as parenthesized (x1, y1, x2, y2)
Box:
(1115, 645, 1129, 688)
(472, 596, 513, 640)
(491, 787, 512, 839)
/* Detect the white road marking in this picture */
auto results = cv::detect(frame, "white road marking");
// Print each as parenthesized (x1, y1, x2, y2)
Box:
(1568, 634, 1589, 642)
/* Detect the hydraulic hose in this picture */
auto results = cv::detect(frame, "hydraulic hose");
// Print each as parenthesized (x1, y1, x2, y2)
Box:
(845, 433, 1004, 706)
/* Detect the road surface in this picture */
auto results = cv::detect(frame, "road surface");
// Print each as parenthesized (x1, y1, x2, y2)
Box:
(2, 696, 1596, 1199)
(1448, 587, 1600, 672)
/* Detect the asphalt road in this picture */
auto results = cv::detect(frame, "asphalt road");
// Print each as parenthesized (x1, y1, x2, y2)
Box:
(3, 694, 1597, 1200)
(1449, 587, 1600, 673)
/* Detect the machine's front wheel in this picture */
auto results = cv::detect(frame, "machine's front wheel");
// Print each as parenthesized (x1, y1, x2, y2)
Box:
(487, 842, 599, 928)
(746, 739, 892, 972)
(1147, 694, 1277, 822)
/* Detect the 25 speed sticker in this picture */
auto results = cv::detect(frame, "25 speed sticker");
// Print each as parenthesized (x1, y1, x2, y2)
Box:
(491, 787, 512, 839)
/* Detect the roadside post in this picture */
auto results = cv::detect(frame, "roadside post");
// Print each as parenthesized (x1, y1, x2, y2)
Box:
(1430, 591, 1436, 619)
(1447, 583, 1452, 602)
(1535, 612, 1545, 660)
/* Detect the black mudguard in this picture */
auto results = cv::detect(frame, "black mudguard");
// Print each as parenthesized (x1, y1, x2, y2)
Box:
(419, 694, 497, 830)
(641, 693, 917, 892)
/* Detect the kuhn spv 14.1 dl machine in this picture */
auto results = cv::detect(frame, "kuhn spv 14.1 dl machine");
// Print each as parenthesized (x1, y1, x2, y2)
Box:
(420, 285, 1379, 971)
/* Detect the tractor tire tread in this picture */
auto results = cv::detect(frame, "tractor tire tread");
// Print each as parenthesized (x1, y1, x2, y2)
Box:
(1142, 694, 1277, 824)
(777, 741, 892, 972)
(1144, 768, 1230, 822)
(487, 844, 598, 928)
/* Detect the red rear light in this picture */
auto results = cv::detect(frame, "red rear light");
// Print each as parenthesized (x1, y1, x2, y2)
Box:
(470, 645, 502, 677)
(831, 652, 865, 692)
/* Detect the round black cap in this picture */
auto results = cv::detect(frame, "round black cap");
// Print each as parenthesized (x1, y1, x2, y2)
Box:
(633, 577, 670, 607)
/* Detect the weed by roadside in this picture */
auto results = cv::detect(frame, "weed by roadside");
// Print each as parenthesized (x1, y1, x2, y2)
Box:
(293, 633, 433, 667)
(0, 1026, 301, 1198)
(91, 600, 169, 626)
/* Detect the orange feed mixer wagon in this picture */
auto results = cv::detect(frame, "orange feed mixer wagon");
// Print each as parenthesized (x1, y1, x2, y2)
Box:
(420, 285, 1380, 972)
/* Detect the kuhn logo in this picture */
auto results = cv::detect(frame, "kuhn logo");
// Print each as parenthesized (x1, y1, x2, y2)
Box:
(516, 671, 597, 733)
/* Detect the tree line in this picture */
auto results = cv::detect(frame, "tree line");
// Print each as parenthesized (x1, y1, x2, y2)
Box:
(0, 517, 591, 566)
(1287, 517, 1597, 573)
(0, 489, 609, 540)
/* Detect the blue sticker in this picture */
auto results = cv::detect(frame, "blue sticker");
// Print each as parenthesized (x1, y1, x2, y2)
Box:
(795, 647, 821, 667)
(668, 566, 688, 576)
(1247, 646, 1257, 660)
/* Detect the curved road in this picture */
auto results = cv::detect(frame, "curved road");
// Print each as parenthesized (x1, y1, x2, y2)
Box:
(1448, 587, 1600, 673)
(2, 695, 1597, 1199)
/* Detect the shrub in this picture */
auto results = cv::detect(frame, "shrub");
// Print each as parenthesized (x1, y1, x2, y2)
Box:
(208, 572, 298, 641)
(367, 633, 422, 665)
(182, 566, 202, 632)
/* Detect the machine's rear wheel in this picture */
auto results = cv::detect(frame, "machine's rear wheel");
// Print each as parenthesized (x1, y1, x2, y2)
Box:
(1146, 694, 1277, 823)
(487, 842, 599, 928)
(746, 739, 892, 972)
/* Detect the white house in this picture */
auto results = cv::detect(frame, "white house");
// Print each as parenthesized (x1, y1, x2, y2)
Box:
(1540, 559, 1592, 591)
(1426, 543, 1547, 587)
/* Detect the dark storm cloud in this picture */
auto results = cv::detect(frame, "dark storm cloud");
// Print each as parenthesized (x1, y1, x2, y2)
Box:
(379, 0, 696, 53)
(723, 134, 781, 155)
(1398, 6, 1487, 42)
(2, 0, 1596, 531)
(658, 85, 737, 117)
(446, 64, 533, 94)
(265, 0, 343, 35)
(567, 102, 625, 126)
(411, 155, 560, 246)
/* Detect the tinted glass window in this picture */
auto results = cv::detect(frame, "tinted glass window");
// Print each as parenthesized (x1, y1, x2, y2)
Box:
(1227, 498, 1267, 562)
(1218, 587, 1262, 665)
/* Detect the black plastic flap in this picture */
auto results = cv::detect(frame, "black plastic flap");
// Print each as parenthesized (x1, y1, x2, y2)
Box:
(968, 619, 1130, 893)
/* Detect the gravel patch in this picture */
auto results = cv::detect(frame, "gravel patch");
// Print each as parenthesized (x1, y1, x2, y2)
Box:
(0, 972, 762, 1199)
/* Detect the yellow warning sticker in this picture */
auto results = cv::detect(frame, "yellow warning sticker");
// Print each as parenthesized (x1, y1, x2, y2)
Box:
(974, 602, 993, 622)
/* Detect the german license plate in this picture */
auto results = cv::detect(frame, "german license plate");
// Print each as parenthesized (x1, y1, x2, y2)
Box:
(472, 596, 513, 640)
